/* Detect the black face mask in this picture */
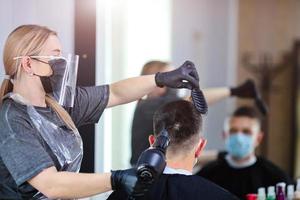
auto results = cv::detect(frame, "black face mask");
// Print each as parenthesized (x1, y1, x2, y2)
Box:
(39, 76, 53, 93)
(33, 58, 67, 95)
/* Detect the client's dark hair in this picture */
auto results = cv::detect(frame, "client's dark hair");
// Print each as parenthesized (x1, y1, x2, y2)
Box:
(231, 106, 261, 129)
(153, 100, 202, 153)
(232, 106, 259, 119)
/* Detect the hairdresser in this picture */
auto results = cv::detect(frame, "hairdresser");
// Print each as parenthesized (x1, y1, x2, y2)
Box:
(0, 24, 200, 199)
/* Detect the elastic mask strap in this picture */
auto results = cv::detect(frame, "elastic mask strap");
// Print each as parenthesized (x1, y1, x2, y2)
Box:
(31, 57, 49, 65)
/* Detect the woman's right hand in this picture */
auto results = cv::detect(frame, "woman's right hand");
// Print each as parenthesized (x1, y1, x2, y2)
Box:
(155, 60, 199, 89)
(111, 168, 149, 197)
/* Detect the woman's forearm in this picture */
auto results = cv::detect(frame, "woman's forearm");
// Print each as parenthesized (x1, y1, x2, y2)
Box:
(107, 75, 156, 107)
(107, 75, 231, 107)
(47, 172, 111, 199)
(203, 87, 230, 105)
(29, 167, 112, 199)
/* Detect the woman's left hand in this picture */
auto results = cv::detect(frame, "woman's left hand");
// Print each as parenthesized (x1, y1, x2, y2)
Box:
(111, 168, 150, 197)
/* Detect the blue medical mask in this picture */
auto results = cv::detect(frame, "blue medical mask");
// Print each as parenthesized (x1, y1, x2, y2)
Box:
(225, 133, 254, 159)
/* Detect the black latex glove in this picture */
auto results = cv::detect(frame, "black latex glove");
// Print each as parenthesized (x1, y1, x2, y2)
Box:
(111, 168, 149, 198)
(155, 60, 199, 89)
(255, 97, 268, 116)
(230, 79, 258, 98)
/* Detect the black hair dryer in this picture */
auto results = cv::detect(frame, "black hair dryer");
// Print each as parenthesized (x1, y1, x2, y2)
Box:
(136, 129, 170, 184)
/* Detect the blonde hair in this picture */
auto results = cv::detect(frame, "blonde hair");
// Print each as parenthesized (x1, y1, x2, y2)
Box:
(1, 24, 76, 131)
(141, 61, 169, 75)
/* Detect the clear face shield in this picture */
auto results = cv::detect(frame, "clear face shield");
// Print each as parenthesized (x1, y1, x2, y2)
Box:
(14, 54, 79, 107)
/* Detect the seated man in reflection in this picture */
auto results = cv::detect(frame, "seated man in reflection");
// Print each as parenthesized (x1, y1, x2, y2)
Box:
(130, 60, 253, 166)
(197, 106, 292, 199)
(109, 100, 238, 200)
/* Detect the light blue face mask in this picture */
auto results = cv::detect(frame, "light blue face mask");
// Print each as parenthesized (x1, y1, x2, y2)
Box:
(225, 133, 254, 159)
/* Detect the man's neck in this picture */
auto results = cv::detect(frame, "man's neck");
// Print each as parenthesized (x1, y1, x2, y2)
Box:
(226, 153, 257, 168)
(166, 154, 194, 173)
(231, 153, 255, 163)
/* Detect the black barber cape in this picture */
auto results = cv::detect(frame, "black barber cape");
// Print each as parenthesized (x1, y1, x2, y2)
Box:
(108, 174, 238, 200)
(197, 155, 292, 200)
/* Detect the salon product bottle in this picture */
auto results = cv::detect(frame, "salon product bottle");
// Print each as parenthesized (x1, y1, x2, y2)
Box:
(277, 182, 287, 194)
(297, 179, 300, 192)
(258, 187, 266, 200)
(267, 186, 276, 200)
(294, 179, 300, 200)
(287, 185, 294, 200)
(246, 194, 257, 200)
(276, 185, 286, 200)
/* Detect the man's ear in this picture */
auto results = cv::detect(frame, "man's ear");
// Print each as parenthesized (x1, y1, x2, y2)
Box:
(195, 138, 207, 158)
(255, 131, 264, 147)
(148, 134, 155, 146)
(20, 56, 33, 74)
